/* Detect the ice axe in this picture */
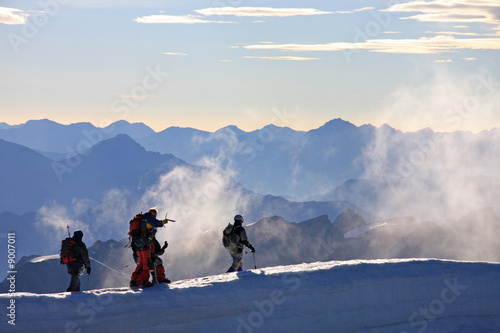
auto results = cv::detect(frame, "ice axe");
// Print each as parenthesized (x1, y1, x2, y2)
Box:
(163, 213, 175, 224)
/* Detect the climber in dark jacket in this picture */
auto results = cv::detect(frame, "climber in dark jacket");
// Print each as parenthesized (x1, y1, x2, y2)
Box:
(149, 233, 171, 284)
(226, 214, 255, 272)
(66, 230, 91, 292)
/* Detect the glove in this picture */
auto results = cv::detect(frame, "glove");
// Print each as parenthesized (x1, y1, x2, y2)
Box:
(87, 267, 91, 275)
(162, 219, 168, 225)
(162, 241, 169, 250)
(249, 245, 256, 253)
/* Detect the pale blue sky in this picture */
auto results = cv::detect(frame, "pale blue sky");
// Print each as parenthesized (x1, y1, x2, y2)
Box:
(1, 0, 499, 132)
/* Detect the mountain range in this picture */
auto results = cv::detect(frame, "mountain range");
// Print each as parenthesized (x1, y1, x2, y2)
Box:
(1, 118, 498, 221)
(1, 118, 499, 287)
(0, 134, 185, 213)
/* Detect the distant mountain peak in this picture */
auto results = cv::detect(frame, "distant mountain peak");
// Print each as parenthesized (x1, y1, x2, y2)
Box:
(94, 133, 142, 148)
(313, 118, 357, 133)
(333, 208, 368, 235)
(23, 119, 59, 127)
(215, 125, 244, 134)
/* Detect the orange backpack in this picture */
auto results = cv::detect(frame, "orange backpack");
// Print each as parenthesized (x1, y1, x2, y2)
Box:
(129, 214, 146, 240)
(60, 237, 78, 264)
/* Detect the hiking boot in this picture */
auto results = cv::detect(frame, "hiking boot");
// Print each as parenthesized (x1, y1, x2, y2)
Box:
(159, 278, 171, 284)
(142, 281, 154, 288)
(130, 280, 139, 287)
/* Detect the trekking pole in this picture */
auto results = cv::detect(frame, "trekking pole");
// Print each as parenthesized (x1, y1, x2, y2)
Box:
(67, 224, 70, 237)
(253, 252, 257, 269)
(153, 260, 158, 284)
(87, 273, 90, 291)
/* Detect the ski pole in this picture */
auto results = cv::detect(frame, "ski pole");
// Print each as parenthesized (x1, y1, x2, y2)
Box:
(253, 252, 257, 269)
(87, 273, 90, 291)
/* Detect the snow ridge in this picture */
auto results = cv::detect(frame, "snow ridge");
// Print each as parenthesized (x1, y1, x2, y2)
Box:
(1, 259, 499, 332)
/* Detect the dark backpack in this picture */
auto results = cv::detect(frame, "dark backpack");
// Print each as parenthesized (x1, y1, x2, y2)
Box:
(222, 223, 239, 252)
(129, 214, 146, 240)
(60, 237, 78, 264)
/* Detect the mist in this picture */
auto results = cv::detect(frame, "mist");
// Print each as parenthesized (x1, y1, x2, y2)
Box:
(357, 66, 500, 263)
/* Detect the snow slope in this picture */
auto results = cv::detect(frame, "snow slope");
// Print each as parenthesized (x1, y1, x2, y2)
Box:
(1, 259, 500, 333)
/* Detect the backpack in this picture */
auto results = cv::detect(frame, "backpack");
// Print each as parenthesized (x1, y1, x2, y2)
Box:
(222, 223, 239, 252)
(129, 214, 146, 240)
(60, 237, 78, 264)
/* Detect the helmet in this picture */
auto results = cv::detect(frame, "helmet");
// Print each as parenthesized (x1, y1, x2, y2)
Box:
(234, 214, 244, 222)
(148, 207, 158, 217)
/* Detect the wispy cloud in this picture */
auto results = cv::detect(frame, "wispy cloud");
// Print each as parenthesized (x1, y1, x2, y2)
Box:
(335, 7, 375, 14)
(0, 7, 29, 25)
(244, 56, 320, 61)
(244, 35, 500, 54)
(163, 52, 188, 56)
(432, 31, 483, 36)
(134, 14, 234, 24)
(435, 59, 453, 62)
(385, 0, 500, 30)
(135, 6, 372, 25)
(194, 7, 334, 17)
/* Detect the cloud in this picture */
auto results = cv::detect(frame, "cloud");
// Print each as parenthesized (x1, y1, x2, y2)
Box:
(244, 56, 320, 61)
(335, 7, 375, 14)
(433, 31, 482, 36)
(0, 7, 29, 25)
(135, 6, 371, 25)
(435, 59, 453, 62)
(163, 52, 188, 56)
(385, 0, 500, 30)
(194, 7, 333, 17)
(244, 35, 500, 54)
(134, 14, 234, 24)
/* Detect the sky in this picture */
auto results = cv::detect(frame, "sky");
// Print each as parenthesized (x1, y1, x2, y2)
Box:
(0, 0, 499, 133)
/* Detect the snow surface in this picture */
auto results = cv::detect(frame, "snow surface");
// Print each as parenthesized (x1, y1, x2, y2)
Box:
(1, 258, 500, 333)
(29, 254, 59, 263)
